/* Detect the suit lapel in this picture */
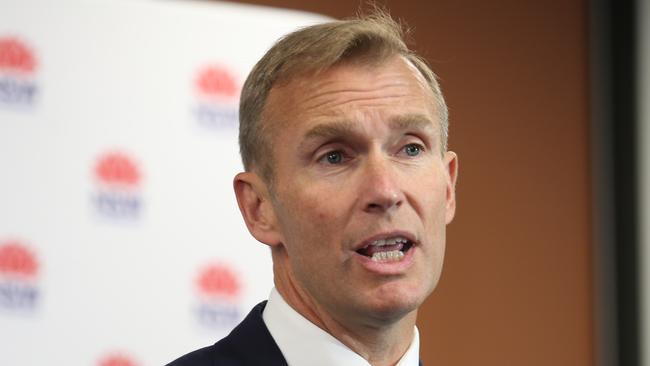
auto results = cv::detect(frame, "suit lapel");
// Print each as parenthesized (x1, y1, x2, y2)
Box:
(217, 301, 288, 365)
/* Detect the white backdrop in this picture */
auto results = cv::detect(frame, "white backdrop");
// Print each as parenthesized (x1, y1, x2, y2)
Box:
(0, 1, 327, 365)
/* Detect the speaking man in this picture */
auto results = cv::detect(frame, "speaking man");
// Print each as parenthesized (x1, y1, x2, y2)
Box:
(168, 10, 458, 366)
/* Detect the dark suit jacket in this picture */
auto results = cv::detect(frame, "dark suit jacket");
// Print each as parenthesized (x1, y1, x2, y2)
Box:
(167, 301, 287, 366)
(167, 301, 423, 366)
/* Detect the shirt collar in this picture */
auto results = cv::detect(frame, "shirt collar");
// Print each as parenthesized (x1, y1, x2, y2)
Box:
(262, 287, 420, 366)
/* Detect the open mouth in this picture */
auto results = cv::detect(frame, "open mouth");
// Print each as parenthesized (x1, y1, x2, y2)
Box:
(356, 236, 414, 262)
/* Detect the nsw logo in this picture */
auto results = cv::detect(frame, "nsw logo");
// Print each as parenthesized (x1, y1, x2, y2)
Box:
(194, 262, 242, 329)
(0, 240, 39, 311)
(192, 65, 240, 130)
(97, 352, 139, 366)
(92, 151, 143, 219)
(0, 37, 38, 107)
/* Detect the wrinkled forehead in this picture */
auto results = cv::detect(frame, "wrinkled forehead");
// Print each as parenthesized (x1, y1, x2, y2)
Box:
(261, 55, 437, 132)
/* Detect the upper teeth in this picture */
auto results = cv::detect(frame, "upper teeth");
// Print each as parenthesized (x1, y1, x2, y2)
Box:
(371, 237, 409, 246)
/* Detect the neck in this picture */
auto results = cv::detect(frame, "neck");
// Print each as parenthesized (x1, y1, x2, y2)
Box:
(328, 314, 416, 366)
(273, 265, 417, 366)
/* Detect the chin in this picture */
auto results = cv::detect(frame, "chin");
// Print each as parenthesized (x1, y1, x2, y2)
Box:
(364, 281, 433, 322)
(360, 299, 420, 325)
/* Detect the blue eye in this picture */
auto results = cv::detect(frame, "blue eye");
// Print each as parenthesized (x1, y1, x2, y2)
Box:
(325, 151, 343, 164)
(404, 144, 423, 157)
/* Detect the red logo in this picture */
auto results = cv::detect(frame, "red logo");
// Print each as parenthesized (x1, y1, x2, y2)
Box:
(195, 65, 239, 101)
(196, 263, 240, 299)
(94, 152, 140, 188)
(0, 241, 38, 279)
(98, 353, 138, 366)
(92, 151, 142, 219)
(0, 37, 36, 74)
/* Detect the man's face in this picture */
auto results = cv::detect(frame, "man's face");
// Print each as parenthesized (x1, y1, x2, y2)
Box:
(259, 56, 457, 325)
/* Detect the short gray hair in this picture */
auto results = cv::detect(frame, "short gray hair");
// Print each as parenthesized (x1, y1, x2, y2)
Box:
(239, 10, 448, 181)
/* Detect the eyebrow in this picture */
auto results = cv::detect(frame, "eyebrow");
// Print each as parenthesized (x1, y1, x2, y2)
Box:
(303, 120, 357, 142)
(302, 113, 436, 142)
(388, 113, 436, 133)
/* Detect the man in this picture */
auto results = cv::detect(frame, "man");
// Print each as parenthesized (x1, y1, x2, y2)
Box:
(169, 10, 457, 366)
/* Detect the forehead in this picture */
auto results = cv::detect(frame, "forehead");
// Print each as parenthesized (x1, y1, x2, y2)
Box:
(262, 56, 438, 135)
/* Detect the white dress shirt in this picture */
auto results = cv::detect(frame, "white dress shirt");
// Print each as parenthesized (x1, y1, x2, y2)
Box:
(262, 288, 420, 366)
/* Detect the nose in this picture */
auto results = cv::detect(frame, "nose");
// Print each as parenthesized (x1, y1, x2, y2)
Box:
(360, 153, 404, 214)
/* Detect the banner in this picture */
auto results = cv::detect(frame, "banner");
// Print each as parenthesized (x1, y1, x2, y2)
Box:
(0, 0, 327, 364)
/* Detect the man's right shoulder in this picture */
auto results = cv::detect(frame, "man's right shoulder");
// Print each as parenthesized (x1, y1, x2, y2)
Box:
(165, 343, 215, 366)
(165, 341, 239, 366)
(165, 301, 287, 366)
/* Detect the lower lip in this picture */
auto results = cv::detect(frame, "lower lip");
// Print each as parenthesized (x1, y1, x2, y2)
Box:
(354, 246, 416, 275)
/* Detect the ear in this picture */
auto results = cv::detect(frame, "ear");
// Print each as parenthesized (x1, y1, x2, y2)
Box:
(233, 172, 283, 247)
(443, 151, 459, 224)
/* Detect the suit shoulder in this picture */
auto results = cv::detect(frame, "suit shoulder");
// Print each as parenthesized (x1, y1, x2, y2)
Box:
(166, 343, 214, 366)
(165, 341, 240, 366)
(165, 301, 284, 366)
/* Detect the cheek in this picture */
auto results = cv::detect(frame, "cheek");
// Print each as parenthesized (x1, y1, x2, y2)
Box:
(277, 189, 338, 244)
(286, 190, 326, 220)
(409, 171, 448, 213)
(283, 178, 351, 221)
